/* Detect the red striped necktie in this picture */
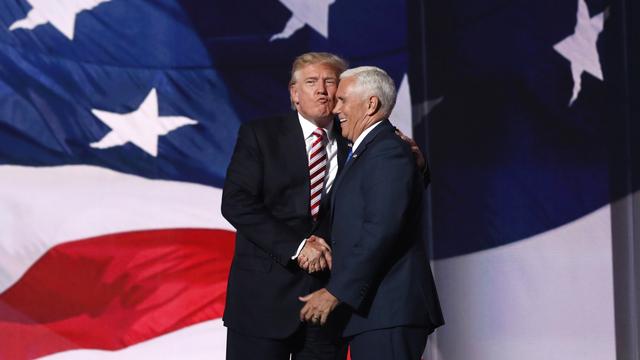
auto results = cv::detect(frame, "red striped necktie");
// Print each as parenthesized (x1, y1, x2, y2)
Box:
(308, 128, 327, 221)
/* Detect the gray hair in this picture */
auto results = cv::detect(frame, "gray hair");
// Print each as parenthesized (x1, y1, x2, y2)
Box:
(340, 66, 397, 117)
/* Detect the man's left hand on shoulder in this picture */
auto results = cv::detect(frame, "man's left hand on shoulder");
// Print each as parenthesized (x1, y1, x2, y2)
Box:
(395, 128, 426, 172)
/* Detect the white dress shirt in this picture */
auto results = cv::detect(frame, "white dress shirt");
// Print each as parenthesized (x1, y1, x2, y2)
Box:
(297, 113, 339, 192)
(292, 113, 339, 259)
(351, 120, 383, 154)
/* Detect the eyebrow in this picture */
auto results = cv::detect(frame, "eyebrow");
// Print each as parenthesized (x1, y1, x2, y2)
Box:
(304, 75, 337, 80)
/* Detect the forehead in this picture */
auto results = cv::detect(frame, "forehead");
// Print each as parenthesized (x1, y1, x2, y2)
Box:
(337, 76, 357, 94)
(297, 63, 339, 78)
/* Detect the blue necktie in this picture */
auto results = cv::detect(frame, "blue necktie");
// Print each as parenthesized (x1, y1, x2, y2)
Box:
(345, 147, 353, 164)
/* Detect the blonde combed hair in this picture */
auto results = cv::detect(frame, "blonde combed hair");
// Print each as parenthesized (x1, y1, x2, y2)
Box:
(289, 52, 348, 86)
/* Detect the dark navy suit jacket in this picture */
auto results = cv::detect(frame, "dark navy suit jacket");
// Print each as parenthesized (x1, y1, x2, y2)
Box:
(221, 113, 349, 339)
(326, 120, 444, 337)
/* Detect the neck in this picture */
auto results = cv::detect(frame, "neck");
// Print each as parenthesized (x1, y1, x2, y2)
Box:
(352, 115, 383, 142)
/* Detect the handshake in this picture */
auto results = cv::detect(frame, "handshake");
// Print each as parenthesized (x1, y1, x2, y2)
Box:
(297, 235, 332, 273)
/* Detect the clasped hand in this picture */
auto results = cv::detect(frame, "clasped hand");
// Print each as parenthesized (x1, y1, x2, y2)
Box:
(297, 235, 332, 273)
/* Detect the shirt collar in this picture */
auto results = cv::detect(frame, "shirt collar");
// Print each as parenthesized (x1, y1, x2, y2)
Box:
(351, 120, 383, 153)
(297, 112, 334, 141)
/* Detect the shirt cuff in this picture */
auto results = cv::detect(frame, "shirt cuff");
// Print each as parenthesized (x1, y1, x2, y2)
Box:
(291, 238, 308, 260)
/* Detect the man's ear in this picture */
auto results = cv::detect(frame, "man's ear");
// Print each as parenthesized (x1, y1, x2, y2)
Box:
(366, 96, 381, 115)
(289, 84, 299, 105)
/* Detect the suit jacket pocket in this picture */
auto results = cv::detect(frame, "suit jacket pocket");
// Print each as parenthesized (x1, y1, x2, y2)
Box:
(232, 255, 273, 273)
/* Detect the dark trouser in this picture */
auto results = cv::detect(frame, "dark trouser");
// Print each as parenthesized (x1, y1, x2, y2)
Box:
(226, 325, 348, 360)
(348, 327, 429, 360)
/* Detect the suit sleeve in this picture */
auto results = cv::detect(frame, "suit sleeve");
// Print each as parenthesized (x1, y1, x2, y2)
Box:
(326, 140, 417, 310)
(221, 123, 302, 266)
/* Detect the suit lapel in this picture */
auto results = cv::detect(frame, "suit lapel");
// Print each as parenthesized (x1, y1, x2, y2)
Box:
(332, 120, 392, 195)
(330, 120, 393, 216)
(279, 112, 311, 211)
(335, 120, 349, 172)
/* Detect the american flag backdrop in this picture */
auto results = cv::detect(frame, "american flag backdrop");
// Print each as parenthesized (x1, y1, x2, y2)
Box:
(1, 0, 637, 359)
(0, 0, 413, 358)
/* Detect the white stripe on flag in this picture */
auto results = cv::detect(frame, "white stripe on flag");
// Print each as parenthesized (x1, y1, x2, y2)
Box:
(0, 165, 233, 293)
(424, 205, 615, 360)
(39, 319, 227, 360)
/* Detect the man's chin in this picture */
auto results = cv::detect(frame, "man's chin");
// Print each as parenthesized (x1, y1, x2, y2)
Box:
(312, 109, 332, 119)
(320, 105, 335, 116)
(305, 113, 332, 125)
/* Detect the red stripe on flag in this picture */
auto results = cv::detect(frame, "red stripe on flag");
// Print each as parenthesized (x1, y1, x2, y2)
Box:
(0, 228, 235, 359)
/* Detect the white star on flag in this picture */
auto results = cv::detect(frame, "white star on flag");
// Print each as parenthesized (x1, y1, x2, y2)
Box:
(418, 96, 444, 117)
(389, 74, 413, 137)
(389, 74, 445, 132)
(9, 0, 110, 40)
(270, 0, 335, 41)
(553, 0, 606, 106)
(90, 88, 198, 157)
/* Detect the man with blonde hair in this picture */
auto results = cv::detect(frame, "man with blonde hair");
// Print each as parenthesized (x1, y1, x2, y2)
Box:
(222, 52, 350, 359)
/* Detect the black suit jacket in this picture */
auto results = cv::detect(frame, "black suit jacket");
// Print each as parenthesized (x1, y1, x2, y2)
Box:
(326, 120, 444, 337)
(221, 112, 349, 338)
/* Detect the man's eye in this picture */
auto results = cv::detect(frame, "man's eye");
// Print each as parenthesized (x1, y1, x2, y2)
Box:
(306, 80, 316, 85)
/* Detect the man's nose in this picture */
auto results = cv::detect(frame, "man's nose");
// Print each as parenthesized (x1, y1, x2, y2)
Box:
(316, 82, 327, 94)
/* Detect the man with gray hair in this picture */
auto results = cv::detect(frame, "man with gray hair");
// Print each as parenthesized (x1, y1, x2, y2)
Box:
(299, 66, 444, 359)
